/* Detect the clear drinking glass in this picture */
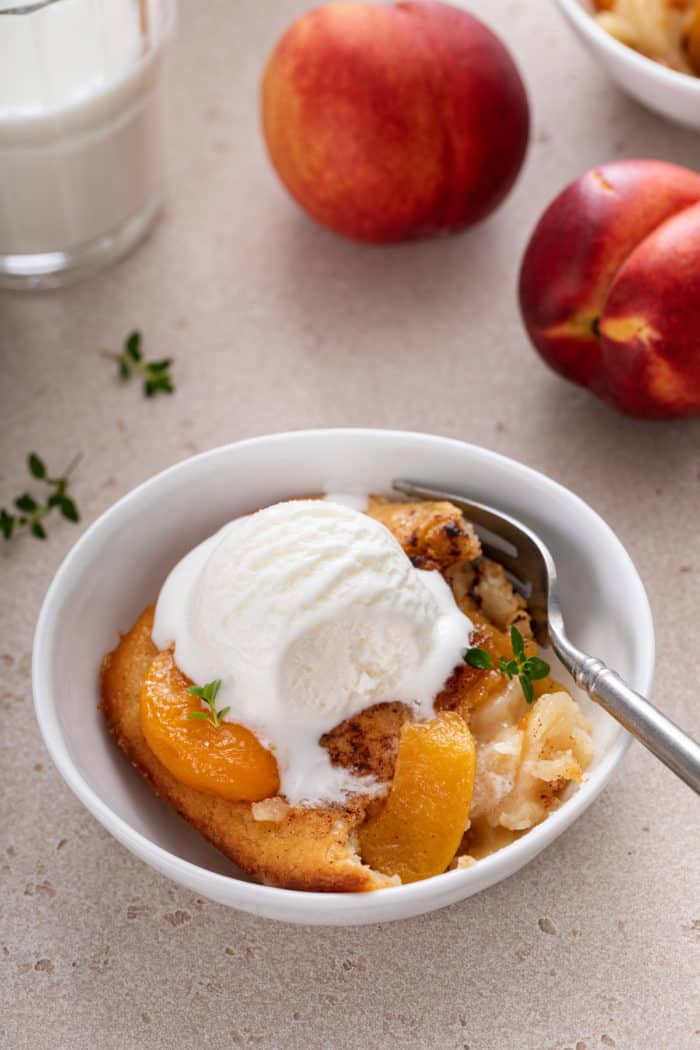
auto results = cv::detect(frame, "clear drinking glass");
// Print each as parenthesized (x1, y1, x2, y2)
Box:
(0, 0, 175, 289)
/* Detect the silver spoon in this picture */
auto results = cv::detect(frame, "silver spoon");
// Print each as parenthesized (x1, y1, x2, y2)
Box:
(393, 478, 700, 795)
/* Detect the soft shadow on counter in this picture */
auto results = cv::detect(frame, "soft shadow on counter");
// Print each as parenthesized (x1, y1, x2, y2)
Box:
(526, 372, 700, 497)
(264, 206, 519, 349)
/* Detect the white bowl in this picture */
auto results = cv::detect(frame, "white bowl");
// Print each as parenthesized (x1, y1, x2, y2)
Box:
(33, 429, 654, 926)
(556, 0, 700, 130)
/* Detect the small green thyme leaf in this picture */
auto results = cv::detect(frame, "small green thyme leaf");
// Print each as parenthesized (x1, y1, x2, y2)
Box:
(125, 330, 142, 361)
(28, 453, 46, 479)
(499, 657, 518, 678)
(0, 509, 15, 540)
(519, 675, 534, 704)
(15, 493, 37, 513)
(510, 625, 526, 661)
(464, 647, 494, 670)
(59, 496, 79, 523)
(522, 656, 550, 681)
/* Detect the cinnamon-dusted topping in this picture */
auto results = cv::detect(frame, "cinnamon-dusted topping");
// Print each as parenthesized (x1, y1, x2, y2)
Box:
(322, 701, 411, 782)
(367, 496, 481, 571)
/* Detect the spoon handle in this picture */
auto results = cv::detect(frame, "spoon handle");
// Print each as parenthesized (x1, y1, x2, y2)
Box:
(556, 643, 700, 795)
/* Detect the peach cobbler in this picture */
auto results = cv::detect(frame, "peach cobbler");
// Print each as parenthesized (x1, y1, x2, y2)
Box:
(101, 496, 593, 891)
(592, 0, 700, 76)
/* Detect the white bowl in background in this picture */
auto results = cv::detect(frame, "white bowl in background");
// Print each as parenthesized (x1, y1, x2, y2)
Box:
(32, 429, 654, 925)
(556, 0, 700, 130)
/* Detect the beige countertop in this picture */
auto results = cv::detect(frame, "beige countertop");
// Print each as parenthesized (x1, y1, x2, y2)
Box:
(2, 1, 699, 1048)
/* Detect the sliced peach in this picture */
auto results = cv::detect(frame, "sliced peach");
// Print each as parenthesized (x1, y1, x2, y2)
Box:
(358, 711, 475, 883)
(140, 650, 279, 802)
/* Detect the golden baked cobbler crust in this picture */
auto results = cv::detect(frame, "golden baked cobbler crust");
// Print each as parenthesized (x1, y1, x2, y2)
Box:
(100, 606, 395, 892)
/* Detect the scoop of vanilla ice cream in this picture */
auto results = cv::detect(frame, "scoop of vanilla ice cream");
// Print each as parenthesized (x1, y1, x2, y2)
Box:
(152, 499, 472, 805)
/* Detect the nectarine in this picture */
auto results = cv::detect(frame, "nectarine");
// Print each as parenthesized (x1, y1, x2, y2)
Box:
(519, 159, 700, 418)
(261, 1, 529, 243)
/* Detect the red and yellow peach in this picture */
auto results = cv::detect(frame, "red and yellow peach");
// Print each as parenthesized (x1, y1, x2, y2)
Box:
(519, 159, 700, 418)
(261, 1, 529, 243)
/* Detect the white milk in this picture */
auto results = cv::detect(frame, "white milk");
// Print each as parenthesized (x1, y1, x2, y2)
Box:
(0, 0, 171, 261)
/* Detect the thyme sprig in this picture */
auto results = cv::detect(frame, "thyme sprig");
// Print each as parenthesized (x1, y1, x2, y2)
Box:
(102, 330, 174, 398)
(186, 679, 229, 728)
(1, 452, 81, 542)
(464, 625, 550, 704)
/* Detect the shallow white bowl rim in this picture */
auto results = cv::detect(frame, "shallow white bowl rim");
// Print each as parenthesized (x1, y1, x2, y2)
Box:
(32, 428, 655, 923)
(556, 0, 700, 92)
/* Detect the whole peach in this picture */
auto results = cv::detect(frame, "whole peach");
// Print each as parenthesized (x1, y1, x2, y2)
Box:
(261, 1, 529, 243)
(519, 160, 700, 418)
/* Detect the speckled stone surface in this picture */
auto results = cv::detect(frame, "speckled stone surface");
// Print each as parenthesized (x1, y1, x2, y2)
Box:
(2, 2, 700, 1048)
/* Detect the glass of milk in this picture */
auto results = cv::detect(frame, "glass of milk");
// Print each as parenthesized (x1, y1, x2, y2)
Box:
(0, 0, 175, 289)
